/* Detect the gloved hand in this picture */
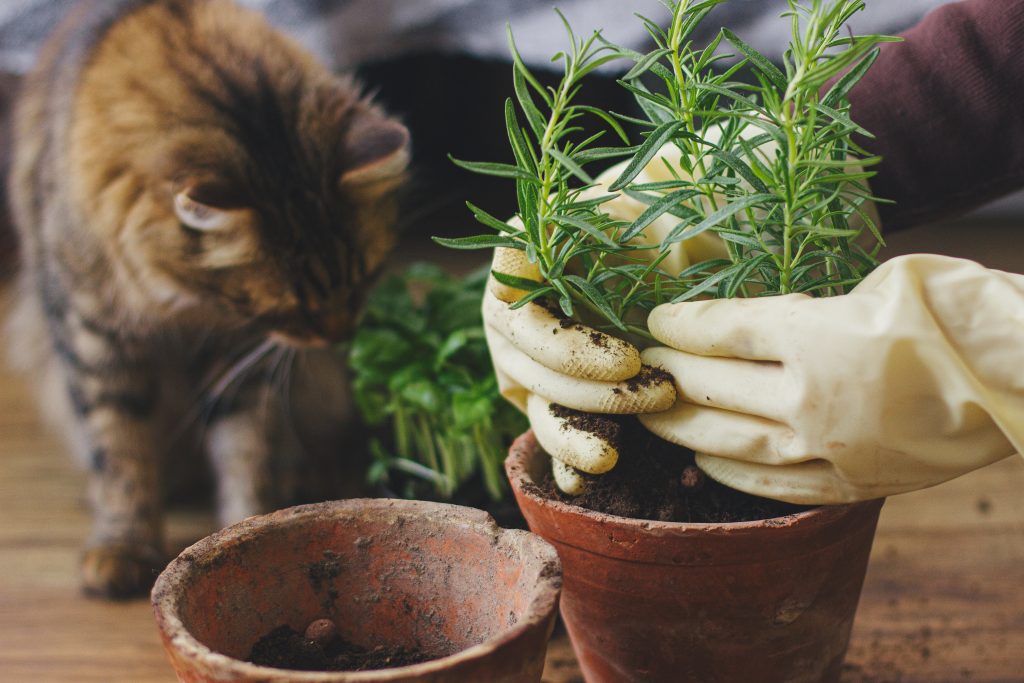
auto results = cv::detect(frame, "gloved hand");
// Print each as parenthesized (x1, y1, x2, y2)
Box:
(484, 248, 675, 494)
(483, 143, 726, 493)
(640, 254, 1024, 504)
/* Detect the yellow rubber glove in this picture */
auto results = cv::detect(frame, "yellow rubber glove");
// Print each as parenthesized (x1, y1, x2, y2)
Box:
(484, 254, 676, 494)
(483, 143, 730, 493)
(640, 254, 1024, 504)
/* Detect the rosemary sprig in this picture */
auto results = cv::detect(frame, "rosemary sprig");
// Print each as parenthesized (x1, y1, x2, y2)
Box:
(436, 15, 650, 336)
(435, 0, 899, 342)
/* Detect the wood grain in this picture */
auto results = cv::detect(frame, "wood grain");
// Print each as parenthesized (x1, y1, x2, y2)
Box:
(2, 219, 1024, 682)
(2, 344, 1022, 683)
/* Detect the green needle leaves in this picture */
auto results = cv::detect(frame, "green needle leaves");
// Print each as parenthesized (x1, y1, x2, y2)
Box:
(436, 0, 895, 342)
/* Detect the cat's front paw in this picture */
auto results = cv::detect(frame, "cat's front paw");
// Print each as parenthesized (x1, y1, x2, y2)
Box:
(81, 543, 166, 599)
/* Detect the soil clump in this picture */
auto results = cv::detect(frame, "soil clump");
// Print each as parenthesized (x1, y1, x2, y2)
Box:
(543, 411, 809, 523)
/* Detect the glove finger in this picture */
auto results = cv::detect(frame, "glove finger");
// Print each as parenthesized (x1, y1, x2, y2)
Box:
(551, 458, 588, 495)
(642, 347, 791, 423)
(695, 453, 859, 505)
(486, 324, 676, 414)
(648, 296, 809, 361)
(492, 367, 528, 413)
(484, 292, 641, 382)
(489, 247, 542, 303)
(528, 393, 620, 474)
(638, 401, 793, 464)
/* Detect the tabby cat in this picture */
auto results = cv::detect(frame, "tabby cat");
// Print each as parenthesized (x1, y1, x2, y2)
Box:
(5, 0, 409, 598)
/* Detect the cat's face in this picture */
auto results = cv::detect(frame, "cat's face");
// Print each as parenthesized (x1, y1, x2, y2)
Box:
(139, 90, 409, 347)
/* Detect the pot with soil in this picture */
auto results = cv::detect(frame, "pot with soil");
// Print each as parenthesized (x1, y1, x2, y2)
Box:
(151, 498, 561, 682)
(507, 430, 884, 683)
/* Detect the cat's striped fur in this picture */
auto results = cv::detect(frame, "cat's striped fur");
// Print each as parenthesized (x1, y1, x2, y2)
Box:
(5, 0, 408, 597)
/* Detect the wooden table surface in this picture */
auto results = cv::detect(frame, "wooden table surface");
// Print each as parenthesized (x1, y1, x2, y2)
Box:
(1, 338, 1023, 683)
(2, 221, 1024, 683)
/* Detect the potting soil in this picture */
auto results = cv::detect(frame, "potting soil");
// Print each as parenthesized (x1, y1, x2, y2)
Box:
(248, 625, 431, 672)
(541, 412, 810, 523)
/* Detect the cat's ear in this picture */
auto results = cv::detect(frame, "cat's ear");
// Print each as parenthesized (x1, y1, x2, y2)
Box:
(340, 118, 410, 186)
(173, 183, 245, 231)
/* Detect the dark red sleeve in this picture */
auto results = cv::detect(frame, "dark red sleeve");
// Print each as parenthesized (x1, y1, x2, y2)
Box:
(848, 0, 1024, 231)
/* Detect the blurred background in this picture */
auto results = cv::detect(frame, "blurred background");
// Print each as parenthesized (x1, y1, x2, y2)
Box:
(0, 0, 951, 71)
(2, 0, 1022, 276)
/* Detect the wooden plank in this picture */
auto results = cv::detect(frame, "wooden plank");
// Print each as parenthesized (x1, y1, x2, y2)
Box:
(2, 293, 1023, 683)
(0, 354, 212, 683)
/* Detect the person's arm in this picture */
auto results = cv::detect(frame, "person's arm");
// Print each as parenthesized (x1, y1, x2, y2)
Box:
(850, 0, 1024, 230)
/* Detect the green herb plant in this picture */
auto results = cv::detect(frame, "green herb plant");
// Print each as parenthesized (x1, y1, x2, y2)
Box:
(435, 0, 899, 342)
(349, 264, 526, 502)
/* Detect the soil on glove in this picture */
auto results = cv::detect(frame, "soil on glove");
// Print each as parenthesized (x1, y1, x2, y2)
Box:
(550, 404, 622, 443)
(248, 625, 431, 672)
(541, 410, 809, 523)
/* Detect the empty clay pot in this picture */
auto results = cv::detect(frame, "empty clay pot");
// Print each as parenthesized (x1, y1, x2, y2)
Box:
(507, 431, 884, 683)
(152, 499, 561, 682)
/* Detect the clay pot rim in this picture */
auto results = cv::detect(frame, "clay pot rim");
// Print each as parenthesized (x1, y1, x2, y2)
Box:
(508, 430, 876, 534)
(151, 498, 562, 682)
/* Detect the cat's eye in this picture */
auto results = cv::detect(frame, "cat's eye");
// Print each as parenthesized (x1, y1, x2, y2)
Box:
(174, 191, 234, 232)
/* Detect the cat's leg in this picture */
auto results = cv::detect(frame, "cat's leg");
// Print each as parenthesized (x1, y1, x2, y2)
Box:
(53, 316, 166, 598)
(203, 347, 358, 524)
(283, 348, 364, 502)
(203, 379, 282, 526)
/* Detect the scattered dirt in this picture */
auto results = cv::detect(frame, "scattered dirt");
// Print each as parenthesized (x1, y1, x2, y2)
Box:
(248, 624, 431, 672)
(538, 559, 562, 583)
(542, 417, 808, 523)
(537, 298, 573, 325)
(841, 621, 957, 683)
(624, 365, 672, 393)
(536, 300, 601, 341)
(975, 497, 992, 515)
(550, 404, 621, 444)
(306, 550, 342, 592)
(679, 465, 705, 491)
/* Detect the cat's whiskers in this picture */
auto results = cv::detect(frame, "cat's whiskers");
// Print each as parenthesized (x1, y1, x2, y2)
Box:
(205, 337, 277, 408)
(275, 346, 295, 415)
(261, 345, 290, 424)
(167, 337, 277, 446)
(276, 347, 311, 461)
(283, 348, 297, 413)
(276, 347, 298, 413)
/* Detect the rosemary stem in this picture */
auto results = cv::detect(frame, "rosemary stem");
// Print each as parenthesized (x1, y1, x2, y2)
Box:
(668, 2, 721, 226)
(537, 62, 577, 270)
(780, 95, 801, 294)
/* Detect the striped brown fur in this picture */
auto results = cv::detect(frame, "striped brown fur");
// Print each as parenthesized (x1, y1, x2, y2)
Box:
(5, 0, 408, 598)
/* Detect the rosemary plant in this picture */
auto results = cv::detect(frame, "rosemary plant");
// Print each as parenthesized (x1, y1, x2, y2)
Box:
(435, 0, 899, 342)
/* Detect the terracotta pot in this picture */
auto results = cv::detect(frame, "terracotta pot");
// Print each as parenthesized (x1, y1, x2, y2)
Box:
(507, 431, 884, 683)
(152, 499, 561, 682)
